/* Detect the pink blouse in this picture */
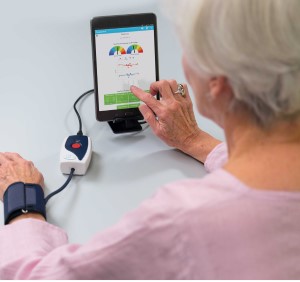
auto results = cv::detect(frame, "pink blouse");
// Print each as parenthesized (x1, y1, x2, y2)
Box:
(1, 143, 300, 279)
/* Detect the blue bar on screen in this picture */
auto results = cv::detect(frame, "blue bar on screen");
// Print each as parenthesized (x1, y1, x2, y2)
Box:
(95, 25, 154, 34)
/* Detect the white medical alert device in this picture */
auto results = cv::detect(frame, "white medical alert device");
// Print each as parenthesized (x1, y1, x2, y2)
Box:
(60, 135, 92, 175)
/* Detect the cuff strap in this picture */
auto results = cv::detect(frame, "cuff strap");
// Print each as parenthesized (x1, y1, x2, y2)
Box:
(3, 182, 46, 225)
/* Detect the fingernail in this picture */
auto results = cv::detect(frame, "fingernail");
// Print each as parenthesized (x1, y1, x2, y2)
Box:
(130, 85, 138, 90)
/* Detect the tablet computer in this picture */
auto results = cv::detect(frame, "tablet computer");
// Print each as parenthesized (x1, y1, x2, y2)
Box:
(91, 13, 159, 133)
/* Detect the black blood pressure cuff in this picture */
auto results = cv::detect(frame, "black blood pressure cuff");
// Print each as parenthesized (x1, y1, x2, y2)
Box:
(3, 182, 46, 225)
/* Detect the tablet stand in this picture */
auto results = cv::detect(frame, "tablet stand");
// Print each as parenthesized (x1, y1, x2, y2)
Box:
(108, 118, 142, 134)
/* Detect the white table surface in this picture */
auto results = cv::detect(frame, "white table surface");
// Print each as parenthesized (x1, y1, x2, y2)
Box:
(0, 0, 224, 243)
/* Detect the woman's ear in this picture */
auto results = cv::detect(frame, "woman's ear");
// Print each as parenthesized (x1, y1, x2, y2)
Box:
(208, 76, 232, 99)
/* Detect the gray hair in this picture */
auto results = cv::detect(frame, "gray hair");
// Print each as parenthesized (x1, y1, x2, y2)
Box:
(165, 0, 300, 126)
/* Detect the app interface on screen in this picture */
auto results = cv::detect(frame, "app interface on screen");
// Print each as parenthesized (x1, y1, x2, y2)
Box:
(95, 25, 156, 111)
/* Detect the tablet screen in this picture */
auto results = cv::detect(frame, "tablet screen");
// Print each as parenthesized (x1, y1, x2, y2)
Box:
(94, 25, 156, 111)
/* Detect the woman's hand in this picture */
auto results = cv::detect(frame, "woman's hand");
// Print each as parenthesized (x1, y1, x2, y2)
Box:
(131, 80, 221, 163)
(131, 80, 199, 149)
(0, 152, 44, 201)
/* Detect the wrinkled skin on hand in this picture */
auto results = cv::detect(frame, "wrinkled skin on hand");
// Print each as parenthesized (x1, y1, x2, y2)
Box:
(131, 80, 201, 152)
(0, 153, 44, 201)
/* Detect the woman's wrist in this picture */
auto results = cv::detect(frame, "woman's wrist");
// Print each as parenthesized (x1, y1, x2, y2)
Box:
(179, 129, 222, 163)
(9, 213, 46, 224)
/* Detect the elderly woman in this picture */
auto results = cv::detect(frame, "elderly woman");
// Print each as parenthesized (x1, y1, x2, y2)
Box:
(1, 0, 300, 279)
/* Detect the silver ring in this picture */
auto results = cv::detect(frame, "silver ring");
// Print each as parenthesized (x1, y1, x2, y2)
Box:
(174, 83, 186, 97)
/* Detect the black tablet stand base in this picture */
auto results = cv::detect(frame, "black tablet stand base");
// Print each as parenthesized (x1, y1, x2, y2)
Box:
(108, 118, 142, 134)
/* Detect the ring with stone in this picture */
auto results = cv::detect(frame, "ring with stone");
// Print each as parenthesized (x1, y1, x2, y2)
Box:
(174, 83, 186, 97)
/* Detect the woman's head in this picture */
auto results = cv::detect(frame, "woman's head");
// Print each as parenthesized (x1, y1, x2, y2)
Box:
(168, 0, 300, 127)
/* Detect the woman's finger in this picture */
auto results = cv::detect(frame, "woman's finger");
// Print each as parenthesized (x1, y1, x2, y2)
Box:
(167, 79, 180, 93)
(139, 104, 158, 131)
(0, 153, 7, 165)
(3, 152, 23, 162)
(130, 85, 162, 115)
(149, 80, 176, 101)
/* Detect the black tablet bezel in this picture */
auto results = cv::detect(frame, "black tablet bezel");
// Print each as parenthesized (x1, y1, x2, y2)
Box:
(91, 13, 159, 122)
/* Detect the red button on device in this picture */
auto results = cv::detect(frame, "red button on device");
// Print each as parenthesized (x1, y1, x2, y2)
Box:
(72, 143, 81, 149)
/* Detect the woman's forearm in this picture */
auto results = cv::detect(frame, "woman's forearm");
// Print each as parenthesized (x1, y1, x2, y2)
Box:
(179, 129, 222, 163)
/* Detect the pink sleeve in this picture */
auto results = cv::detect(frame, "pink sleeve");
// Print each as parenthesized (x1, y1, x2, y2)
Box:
(204, 142, 228, 173)
(0, 188, 185, 280)
(0, 219, 69, 279)
(0, 144, 228, 279)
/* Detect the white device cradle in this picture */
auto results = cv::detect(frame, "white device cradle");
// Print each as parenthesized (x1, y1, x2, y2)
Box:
(60, 135, 92, 175)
